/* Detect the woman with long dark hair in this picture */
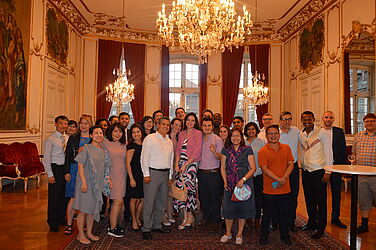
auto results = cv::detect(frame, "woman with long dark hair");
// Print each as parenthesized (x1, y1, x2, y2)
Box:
(140, 116, 155, 135)
(125, 123, 146, 231)
(174, 112, 202, 230)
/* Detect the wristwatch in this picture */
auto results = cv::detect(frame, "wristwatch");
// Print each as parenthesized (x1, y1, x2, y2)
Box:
(242, 177, 247, 182)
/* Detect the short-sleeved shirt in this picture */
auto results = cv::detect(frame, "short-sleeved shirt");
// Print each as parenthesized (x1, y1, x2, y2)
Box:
(258, 142, 294, 195)
(200, 133, 224, 170)
(353, 130, 376, 167)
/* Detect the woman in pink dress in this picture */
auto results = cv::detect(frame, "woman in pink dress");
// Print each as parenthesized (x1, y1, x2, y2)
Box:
(103, 123, 127, 237)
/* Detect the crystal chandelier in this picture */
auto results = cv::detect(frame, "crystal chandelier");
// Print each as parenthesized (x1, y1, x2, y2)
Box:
(241, 71, 269, 109)
(156, 0, 253, 64)
(106, 44, 135, 105)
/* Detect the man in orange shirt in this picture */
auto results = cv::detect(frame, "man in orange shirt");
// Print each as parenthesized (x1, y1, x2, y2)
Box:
(258, 124, 294, 246)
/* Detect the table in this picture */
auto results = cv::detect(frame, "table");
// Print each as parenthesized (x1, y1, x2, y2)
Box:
(324, 165, 376, 250)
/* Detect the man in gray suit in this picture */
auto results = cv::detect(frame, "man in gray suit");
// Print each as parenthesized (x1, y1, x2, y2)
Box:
(141, 117, 174, 240)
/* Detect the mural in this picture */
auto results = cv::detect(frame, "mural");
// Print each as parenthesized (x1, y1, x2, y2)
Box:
(46, 7, 68, 65)
(299, 18, 325, 73)
(0, 0, 30, 130)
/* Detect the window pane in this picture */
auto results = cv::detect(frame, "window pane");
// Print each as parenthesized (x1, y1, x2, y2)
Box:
(185, 64, 199, 88)
(248, 107, 258, 125)
(349, 69, 353, 91)
(239, 64, 244, 88)
(357, 98, 368, 132)
(234, 94, 244, 119)
(169, 93, 181, 119)
(185, 93, 199, 114)
(109, 102, 134, 124)
(350, 97, 354, 134)
(357, 69, 369, 92)
(169, 63, 182, 88)
(247, 63, 253, 86)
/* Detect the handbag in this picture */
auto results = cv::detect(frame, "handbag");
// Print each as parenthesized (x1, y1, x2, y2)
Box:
(169, 174, 187, 202)
(231, 184, 252, 202)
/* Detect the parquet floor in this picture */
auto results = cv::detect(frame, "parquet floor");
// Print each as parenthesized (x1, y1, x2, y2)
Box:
(0, 175, 375, 249)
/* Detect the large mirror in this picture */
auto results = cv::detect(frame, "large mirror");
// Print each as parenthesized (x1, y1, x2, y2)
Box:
(344, 24, 375, 135)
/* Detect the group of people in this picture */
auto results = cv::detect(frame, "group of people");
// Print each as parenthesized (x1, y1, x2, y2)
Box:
(42, 107, 376, 246)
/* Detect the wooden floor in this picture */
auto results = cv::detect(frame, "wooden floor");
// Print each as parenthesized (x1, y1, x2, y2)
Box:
(0, 175, 375, 250)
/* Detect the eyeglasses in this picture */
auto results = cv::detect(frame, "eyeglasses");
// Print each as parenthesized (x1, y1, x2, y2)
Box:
(281, 118, 292, 121)
(263, 118, 273, 121)
(364, 120, 376, 123)
(266, 132, 279, 135)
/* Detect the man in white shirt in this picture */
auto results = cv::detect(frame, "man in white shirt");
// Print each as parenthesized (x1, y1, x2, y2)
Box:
(299, 111, 328, 239)
(320, 111, 347, 229)
(42, 115, 69, 232)
(279, 111, 300, 232)
(258, 113, 273, 141)
(141, 117, 174, 240)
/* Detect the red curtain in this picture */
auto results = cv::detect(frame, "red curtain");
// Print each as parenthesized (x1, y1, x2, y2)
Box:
(222, 46, 244, 126)
(96, 40, 122, 119)
(199, 63, 208, 117)
(344, 52, 351, 134)
(124, 42, 145, 123)
(249, 44, 270, 127)
(161, 46, 170, 116)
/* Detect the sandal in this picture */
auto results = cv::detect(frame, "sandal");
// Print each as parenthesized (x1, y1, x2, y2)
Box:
(64, 225, 72, 235)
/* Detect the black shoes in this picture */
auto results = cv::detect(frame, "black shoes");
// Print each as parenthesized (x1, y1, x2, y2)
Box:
(311, 230, 324, 239)
(288, 224, 297, 232)
(259, 234, 268, 245)
(49, 225, 59, 232)
(331, 219, 347, 229)
(281, 235, 292, 246)
(299, 223, 316, 231)
(108, 226, 124, 237)
(152, 226, 171, 233)
(142, 232, 152, 240)
(356, 224, 369, 234)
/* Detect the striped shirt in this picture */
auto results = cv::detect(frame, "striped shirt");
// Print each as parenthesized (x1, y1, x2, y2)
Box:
(353, 130, 376, 167)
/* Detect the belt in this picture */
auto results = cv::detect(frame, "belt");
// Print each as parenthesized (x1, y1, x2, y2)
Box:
(199, 168, 220, 173)
(150, 167, 170, 172)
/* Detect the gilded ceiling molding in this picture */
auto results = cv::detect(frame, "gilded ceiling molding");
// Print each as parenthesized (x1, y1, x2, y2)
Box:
(326, 19, 376, 65)
(278, 0, 335, 42)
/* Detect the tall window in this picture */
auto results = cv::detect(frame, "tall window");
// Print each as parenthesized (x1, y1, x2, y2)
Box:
(234, 59, 258, 125)
(349, 64, 374, 134)
(169, 61, 200, 119)
(109, 102, 134, 124)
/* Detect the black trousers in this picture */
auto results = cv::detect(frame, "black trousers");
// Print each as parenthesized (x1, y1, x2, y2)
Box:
(329, 172, 342, 220)
(302, 169, 327, 232)
(261, 193, 291, 238)
(198, 171, 222, 223)
(253, 174, 263, 219)
(47, 164, 68, 227)
(288, 162, 300, 226)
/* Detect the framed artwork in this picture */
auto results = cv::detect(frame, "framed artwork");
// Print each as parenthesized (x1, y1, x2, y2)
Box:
(0, 0, 31, 131)
(46, 7, 69, 66)
(299, 18, 325, 73)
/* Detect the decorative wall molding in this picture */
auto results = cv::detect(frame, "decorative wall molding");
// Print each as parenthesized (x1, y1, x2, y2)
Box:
(208, 75, 222, 86)
(26, 126, 41, 134)
(29, 37, 44, 57)
(146, 73, 160, 83)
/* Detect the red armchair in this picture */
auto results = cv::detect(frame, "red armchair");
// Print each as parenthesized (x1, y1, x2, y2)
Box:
(0, 142, 45, 192)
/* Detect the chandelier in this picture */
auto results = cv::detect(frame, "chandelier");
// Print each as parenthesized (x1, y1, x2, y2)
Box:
(156, 0, 253, 64)
(106, 44, 135, 104)
(241, 71, 269, 108)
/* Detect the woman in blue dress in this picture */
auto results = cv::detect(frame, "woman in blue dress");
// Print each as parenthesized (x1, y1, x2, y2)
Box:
(64, 114, 93, 235)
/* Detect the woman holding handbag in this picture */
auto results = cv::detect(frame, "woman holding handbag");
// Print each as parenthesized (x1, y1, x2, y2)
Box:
(220, 127, 257, 245)
(174, 113, 202, 230)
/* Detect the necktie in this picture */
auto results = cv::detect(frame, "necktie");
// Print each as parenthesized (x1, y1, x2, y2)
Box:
(61, 135, 66, 152)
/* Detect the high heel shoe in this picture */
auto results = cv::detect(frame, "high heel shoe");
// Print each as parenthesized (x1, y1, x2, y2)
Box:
(178, 220, 187, 230)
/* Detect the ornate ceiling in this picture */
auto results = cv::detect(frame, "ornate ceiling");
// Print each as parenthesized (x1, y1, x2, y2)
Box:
(49, 0, 334, 43)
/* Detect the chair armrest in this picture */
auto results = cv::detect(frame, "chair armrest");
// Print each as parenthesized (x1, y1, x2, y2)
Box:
(0, 163, 21, 177)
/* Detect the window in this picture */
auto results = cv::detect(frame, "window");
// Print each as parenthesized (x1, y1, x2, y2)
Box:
(349, 65, 374, 134)
(235, 58, 258, 125)
(169, 59, 200, 119)
(109, 102, 134, 124)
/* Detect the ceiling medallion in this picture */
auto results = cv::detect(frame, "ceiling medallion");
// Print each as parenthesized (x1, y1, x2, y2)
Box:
(156, 0, 253, 64)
